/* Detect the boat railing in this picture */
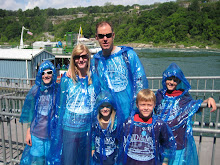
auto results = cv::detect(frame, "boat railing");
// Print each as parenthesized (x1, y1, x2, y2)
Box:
(1, 76, 220, 90)
(0, 76, 220, 164)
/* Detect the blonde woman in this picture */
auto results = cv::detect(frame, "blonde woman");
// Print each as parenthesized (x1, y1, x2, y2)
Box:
(50, 44, 96, 165)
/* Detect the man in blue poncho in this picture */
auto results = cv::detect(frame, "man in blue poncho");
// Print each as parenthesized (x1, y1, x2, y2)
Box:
(91, 21, 148, 122)
(154, 62, 216, 165)
(19, 61, 58, 165)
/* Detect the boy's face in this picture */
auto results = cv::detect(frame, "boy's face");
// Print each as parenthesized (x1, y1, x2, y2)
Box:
(99, 103, 112, 117)
(165, 76, 180, 91)
(42, 69, 53, 84)
(137, 100, 155, 119)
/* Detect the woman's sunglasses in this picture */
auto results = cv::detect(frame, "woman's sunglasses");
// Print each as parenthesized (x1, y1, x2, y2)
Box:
(42, 70, 53, 75)
(73, 54, 89, 60)
(97, 33, 113, 39)
(166, 77, 181, 83)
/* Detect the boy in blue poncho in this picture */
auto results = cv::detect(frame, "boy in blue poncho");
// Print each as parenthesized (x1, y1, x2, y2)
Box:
(19, 61, 58, 165)
(155, 62, 216, 165)
(92, 91, 121, 165)
(91, 21, 148, 122)
(122, 89, 176, 165)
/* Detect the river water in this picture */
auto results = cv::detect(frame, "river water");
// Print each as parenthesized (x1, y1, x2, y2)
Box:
(135, 48, 220, 77)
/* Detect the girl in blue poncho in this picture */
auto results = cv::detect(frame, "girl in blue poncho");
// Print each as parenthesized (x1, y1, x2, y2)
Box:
(50, 44, 96, 165)
(155, 63, 216, 165)
(19, 61, 58, 165)
(92, 91, 121, 165)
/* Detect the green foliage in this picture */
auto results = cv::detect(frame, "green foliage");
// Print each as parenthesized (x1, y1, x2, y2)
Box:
(0, 1, 219, 46)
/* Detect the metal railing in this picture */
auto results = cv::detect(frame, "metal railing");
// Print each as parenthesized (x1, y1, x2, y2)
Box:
(0, 76, 220, 165)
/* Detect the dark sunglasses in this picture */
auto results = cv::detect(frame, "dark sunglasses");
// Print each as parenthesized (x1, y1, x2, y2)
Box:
(42, 70, 53, 75)
(97, 33, 113, 39)
(73, 54, 89, 60)
(166, 77, 181, 83)
(99, 103, 112, 109)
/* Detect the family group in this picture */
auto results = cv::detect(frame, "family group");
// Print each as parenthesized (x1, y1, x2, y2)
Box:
(19, 21, 216, 165)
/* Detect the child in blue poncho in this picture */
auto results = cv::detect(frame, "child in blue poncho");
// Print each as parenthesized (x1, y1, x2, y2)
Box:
(49, 44, 96, 165)
(92, 91, 121, 165)
(122, 89, 176, 165)
(155, 63, 216, 165)
(19, 61, 58, 165)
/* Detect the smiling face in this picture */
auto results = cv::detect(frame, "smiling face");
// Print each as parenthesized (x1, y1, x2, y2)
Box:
(99, 103, 112, 118)
(137, 100, 155, 119)
(42, 69, 53, 84)
(165, 76, 180, 91)
(73, 50, 89, 71)
(96, 23, 115, 56)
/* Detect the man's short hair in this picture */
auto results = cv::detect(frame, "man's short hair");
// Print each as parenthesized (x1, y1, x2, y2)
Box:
(96, 21, 114, 33)
(136, 89, 156, 104)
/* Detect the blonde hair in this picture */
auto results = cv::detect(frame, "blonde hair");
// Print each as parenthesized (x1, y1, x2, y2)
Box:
(70, 44, 92, 85)
(97, 107, 116, 130)
(136, 89, 156, 105)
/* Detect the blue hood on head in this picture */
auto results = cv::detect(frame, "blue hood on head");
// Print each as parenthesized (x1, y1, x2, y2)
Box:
(35, 60, 57, 88)
(162, 63, 191, 93)
(94, 90, 117, 112)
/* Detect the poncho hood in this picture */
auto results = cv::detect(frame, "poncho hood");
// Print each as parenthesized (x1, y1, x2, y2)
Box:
(162, 62, 191, 94)
(35, 60, 57, 89)
(94, 90, 117, 113)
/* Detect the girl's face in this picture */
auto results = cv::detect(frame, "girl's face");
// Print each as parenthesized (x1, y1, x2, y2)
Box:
(99, 103, 112, 117)
(73, 50, 89, 70)
(42, 69, 53, 84)
(165, 76, 180, 91)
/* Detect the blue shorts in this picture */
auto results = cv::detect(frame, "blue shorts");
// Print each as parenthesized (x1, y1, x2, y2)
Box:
(171, 148, 186, 165)
(30, 135, 51, 157)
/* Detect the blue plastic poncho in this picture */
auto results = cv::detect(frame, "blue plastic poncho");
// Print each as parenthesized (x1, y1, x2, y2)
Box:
(155, 63, 203, 165)
(19, 61, 58, 165)
(92, 91, 122, 165)
(49, 73, 96, 165)
(122, 115, 176, 165)
(91, 46, 148, 122)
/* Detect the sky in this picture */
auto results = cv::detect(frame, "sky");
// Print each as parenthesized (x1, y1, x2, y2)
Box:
(0, 0, 175, 11)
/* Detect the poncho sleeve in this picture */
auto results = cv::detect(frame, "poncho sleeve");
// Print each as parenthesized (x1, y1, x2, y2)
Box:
(48, 75, 68, 164)
(159, 120, 176, 163)
(127, 49, 148, 97)
(19, 85, 39, 123)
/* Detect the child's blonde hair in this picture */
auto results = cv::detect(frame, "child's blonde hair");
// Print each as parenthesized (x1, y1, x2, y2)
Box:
(136, 89, 156, 105)
(97, 105, 116, 130)
(70, 44, 92, 85)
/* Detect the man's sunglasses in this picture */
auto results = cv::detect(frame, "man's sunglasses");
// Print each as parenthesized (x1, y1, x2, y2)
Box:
(73, 54, 89, 60)
(166, 77, 181, 83)
(97, 33, 113, 39)
(42, 70, 53, 75)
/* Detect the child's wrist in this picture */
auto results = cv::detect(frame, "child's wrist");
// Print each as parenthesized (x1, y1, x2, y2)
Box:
(163, 157, 168, 164)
